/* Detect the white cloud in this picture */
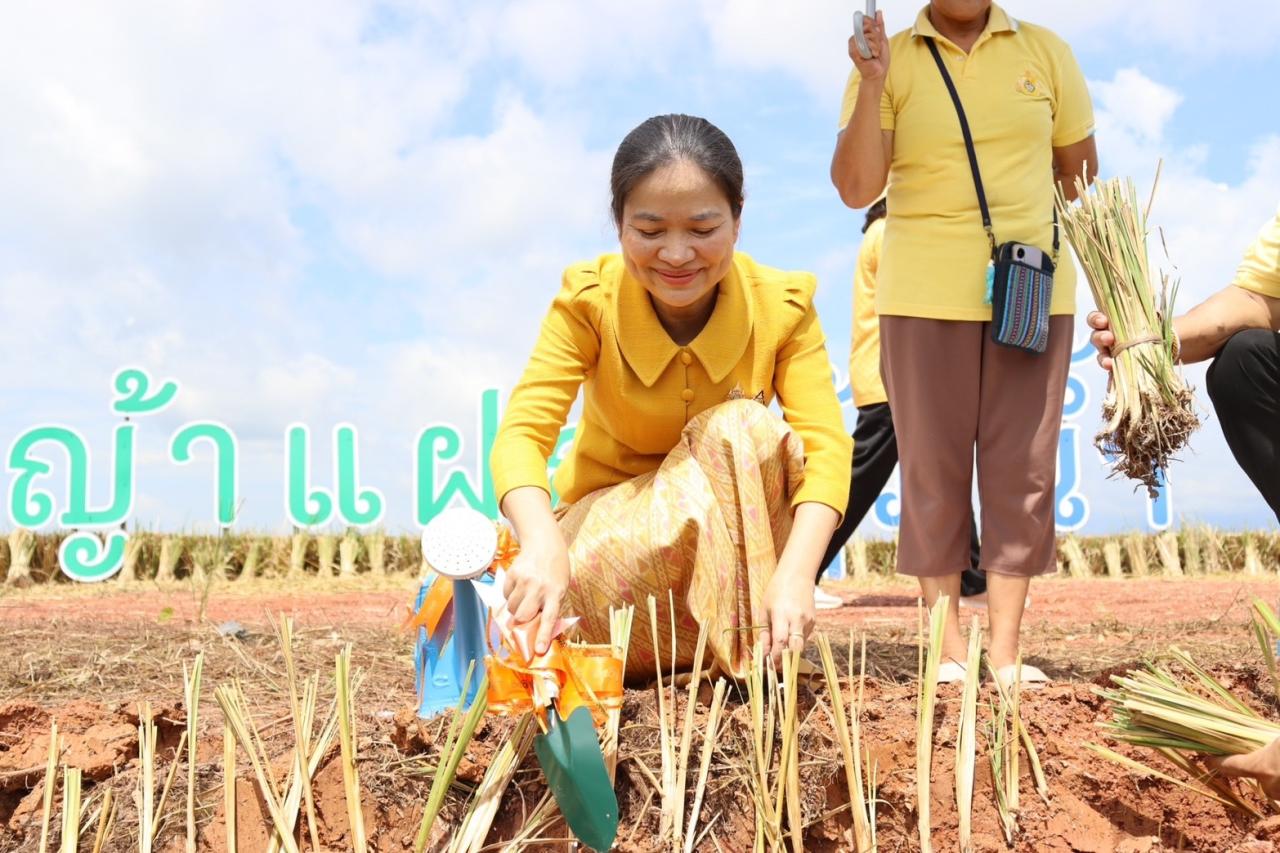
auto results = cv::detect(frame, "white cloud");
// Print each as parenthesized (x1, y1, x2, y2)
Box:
(1, 3, 1276, 532)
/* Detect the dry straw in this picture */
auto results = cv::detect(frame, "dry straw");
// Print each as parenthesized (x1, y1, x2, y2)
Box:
(1057, 167, 1199, 495)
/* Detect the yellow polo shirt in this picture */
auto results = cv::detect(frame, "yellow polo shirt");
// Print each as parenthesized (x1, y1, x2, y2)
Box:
(491, 252, 853, 516)
(1235, 206, 1280, 299)
(850, 217, 887, 407)
(838, 4, 1094, 321)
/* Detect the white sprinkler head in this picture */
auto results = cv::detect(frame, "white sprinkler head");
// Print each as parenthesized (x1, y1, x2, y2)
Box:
(421, 507, 499, 580)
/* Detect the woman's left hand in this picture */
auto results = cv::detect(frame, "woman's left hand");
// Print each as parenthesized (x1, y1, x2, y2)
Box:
(758, 560, 817, 667)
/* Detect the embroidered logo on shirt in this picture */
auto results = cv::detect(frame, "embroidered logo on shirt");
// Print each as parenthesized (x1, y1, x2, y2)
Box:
(727, 386, 766, 404)
(1015, 70, 1041, 96)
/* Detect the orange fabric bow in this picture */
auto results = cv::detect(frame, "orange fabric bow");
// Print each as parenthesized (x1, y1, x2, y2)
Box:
(406, 522, 624, 725)
(486, 618, 624, 727)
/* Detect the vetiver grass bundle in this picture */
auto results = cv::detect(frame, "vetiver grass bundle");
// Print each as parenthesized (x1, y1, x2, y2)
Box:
(1056, 169, 1199, 496)
(1091, 646, 1280, 814)
(1098, 647, 1280, 755)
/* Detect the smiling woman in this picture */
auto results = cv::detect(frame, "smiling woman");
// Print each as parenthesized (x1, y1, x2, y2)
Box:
(488, 114, 853, 680)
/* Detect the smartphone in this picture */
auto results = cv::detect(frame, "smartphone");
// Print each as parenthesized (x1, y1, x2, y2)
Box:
(1010, 243, 1046, 270)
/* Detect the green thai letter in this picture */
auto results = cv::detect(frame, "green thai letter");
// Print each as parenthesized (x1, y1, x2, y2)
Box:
(286, 424, 334, 528)
(171, 421, 240, 527)
(335, 423, 384, 527)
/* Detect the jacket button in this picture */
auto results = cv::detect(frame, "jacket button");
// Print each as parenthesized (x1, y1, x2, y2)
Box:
(680, 350, 693, 365)
(681, 388, 695, 402)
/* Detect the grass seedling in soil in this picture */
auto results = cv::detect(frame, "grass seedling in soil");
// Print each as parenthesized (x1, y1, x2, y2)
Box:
(986, 656, 1025, 845)
(816, 633, 872, 851)
(59, 766, 81, 853)
(1251, 597, 1280, 703)
(215, 684, 301, 853)
(673, 622, 710, 851)
(277, 616, 322, 853)
(683, 678, 728, 853)
(137, 702, 159, 853)
(413, 661, 487, 853)
(335, 643, 368, 853)
(90, 788, 116, 853)
(182, 652, 204, 853)
(447, 714, 535, 853)
(956, 618, 983, 853)
(223, 725, 237, 853)
(604, 605, 635, 783)
(38, 719, 59, 853)
(917, 596, 948, 853)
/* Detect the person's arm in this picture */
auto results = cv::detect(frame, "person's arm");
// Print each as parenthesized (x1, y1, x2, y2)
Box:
(1088, 285, 1279, 369)
(1172, 286, 1280, 363)
(759, 502, 840, 664)
(490, 270, 600, 653)
(831, 12, 894, 209)
(760, 279, 854, 662)
(1052, 135, 1098, 202)
(1049, 38, 1097, 203)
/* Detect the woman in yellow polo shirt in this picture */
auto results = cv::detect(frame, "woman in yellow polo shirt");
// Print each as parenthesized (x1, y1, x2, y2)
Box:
(830, 1, 1097, 684)
(490, 114, 852, 678)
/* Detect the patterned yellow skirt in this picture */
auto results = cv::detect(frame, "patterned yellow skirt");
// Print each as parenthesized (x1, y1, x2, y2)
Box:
(559, 400, 805, 682)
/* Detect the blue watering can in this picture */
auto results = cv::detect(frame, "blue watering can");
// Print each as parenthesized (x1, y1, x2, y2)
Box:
(413, 508, 501, 718)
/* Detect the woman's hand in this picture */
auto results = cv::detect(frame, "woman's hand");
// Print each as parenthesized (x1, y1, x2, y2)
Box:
(848, 10, 890, 82)
(498, 486, 570, 656)
(502, 530, 570, 656)
(1207, 738, 1280, 799)
(1086, 310, 1116, 371)
(758, 559, 818, 667)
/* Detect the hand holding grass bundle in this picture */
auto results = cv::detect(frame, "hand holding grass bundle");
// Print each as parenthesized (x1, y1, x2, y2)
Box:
(1056, 170, 1199, 495)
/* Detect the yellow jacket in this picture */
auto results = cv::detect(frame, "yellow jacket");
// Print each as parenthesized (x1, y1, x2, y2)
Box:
(491, 252, 853, 516)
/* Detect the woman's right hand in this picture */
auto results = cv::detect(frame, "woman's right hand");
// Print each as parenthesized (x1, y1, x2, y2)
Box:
(502, 529, 571, 656)
(849, 10, 890, 82)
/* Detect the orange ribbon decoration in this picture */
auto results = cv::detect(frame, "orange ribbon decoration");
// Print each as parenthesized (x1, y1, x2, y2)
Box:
(486, 619, 624, 727)
(405, 523, 624, 726)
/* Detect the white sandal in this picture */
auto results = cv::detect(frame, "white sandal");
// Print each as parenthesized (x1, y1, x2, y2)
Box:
(991, 662, 1050, 690)
(935, 661, 969, 685)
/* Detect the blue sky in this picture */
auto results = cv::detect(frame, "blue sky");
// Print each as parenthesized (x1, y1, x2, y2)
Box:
(1, 1, 1278, 537)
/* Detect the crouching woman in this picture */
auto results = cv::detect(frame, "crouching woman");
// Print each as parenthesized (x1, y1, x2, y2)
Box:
(489, 114, 852, 679)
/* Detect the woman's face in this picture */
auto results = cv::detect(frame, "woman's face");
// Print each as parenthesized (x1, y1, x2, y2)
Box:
(619, 158, 740, 316)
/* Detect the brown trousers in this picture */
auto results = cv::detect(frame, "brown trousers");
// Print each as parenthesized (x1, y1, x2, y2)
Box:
(879, 315, 1073, 578)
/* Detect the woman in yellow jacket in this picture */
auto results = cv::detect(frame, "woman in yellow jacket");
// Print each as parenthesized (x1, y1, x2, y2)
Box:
(490, 114, 852, 678)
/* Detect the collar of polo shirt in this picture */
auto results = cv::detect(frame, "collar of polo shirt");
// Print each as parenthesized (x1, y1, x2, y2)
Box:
(910, 2, 1019, 45)
(615, 252, 755, 387)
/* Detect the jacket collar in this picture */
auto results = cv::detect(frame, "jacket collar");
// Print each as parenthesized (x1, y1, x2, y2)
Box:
(615, 254, 754, 387)
(911, 3, 1018, 41)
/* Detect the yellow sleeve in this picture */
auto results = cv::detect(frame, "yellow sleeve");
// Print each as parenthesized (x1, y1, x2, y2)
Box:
(1050, 40, 1095, 147)
(1235, 209, 1280, 299)
(837, 66, 895, 131)
(490, 268, 601, 503)
(773, 275, 854, 518)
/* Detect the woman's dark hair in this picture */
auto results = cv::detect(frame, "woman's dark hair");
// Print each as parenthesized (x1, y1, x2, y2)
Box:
(862, 197, 887, 234)
(610, 114, 745, 229)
